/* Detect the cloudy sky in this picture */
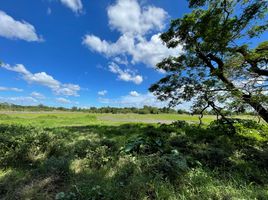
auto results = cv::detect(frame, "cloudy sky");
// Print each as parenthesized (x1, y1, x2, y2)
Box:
(0, 0, 190, 108)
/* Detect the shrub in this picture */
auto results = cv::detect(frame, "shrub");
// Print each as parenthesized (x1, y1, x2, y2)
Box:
(73, 140, 94, 158)
(86, 146, 112, 169)
(41, 156, 70, 177)
(171, 120, 189, 129)
(123, 126, 169, 155)
(146, 153, 189, 182)
(99, 139, 118, 152)
(208, 119, 236, 135)
(0, 125, 63, 167)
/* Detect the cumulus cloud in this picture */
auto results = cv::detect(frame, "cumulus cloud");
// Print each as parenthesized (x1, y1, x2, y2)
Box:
(113, 57, 128, 65)
(129, 91, 140, 97)
(0, 86, 23, 92)
(54, 84, 80, 96)
(0, 96, 38, 105)
(83, 32, 182, 69)
(131, 34, 181, 67)
(82, 0, 183, 72)
(108, 62, 143, 84)
(60, 0, 83, 13)
(0, 10, 43, 42)
(31, 92, 45, 99)
(107, 0, 167, 35)
(99, 91, 192, 110)
(1, 63, 80, 96)
(56, 97, 71, 104)
(98, 90, 108, 96)
(99, 92, 167, 108)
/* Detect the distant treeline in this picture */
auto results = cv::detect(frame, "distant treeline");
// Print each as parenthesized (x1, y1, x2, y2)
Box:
(0, 103, 253, 115)
(0, 103, 187, 114)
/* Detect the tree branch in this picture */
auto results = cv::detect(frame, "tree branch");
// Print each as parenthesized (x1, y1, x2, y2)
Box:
(236, 48, 268, 76)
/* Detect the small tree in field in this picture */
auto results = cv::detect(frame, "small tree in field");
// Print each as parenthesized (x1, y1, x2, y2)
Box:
(150, 0, 268, 122)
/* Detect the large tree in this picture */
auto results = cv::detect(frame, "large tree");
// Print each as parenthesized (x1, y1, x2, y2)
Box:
(150, 0, 268, 122)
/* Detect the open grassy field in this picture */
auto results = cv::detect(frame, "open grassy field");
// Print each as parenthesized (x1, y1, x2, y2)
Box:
(0, 112, 267, 199)
(0, 112, 258, 127)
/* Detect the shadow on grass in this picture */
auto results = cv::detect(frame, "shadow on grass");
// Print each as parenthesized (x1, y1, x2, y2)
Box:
(0, 122, 268, 199)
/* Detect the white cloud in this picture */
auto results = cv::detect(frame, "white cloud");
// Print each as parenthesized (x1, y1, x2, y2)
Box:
(60, 0, 83, 13)
(82, 0, 183, 71)
(131, 34, 182, 67)
(107, 0, 167, 35)
(99, 92, 192, 110)
(0, 86, 23, 92)
(1, 63, 80, 96)
(99, 92, 167, 108)
(31, 92, 45, 99)
(54, 84, 81, 96)
(83, 32, 182, 69)
(83, 35, 113, 55)
(108, 62, 143, 84)
(56, 97, 71, 104)
(0, 10, 43, 42)
(129, 91, 140, 97)
(0, 96, 38, 105)
(98, 90, 108, 96)
(82, 34, 136, 57)
(113, 57, 128, 65)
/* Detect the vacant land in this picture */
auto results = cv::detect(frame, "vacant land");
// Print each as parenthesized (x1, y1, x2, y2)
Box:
(0, 113, 267, 199)
(0, 112, 258, 127)
(0, 112, 216, 127)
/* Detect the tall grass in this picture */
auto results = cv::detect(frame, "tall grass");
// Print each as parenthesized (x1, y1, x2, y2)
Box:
(0, 118, 267, 199)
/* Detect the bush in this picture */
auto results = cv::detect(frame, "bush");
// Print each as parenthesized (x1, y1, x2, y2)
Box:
(41, 156, 70, 177)
(123, 126, 169, 155)
(86, 146, 112, 169)
(171, 120, 189, 129)
(73, 140, 94, 158)
(144, 153, 189, 182)
(208, 119, 236, 135)
(99, 139, 118, 152)
(0, 125, 52, 167)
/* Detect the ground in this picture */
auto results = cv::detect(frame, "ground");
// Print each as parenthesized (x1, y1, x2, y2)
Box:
(0, 112, 257, 127)
(0, 112, 267, 200)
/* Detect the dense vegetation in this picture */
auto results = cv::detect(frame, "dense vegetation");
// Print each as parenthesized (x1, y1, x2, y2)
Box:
(0, 114, 267, 199)
(0, 103, 187, 114)
(0, 102, 256, 116)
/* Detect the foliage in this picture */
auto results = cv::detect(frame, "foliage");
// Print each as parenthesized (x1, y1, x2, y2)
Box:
(0, 103, 188, 114)
(123, 125, 172, 154)
(150, 0, 268, 122)
(0, 118, 267, 199)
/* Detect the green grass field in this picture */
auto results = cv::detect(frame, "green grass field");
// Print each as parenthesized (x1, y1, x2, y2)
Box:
(0, 112, 257, 127)
(0, 112, 267, 199)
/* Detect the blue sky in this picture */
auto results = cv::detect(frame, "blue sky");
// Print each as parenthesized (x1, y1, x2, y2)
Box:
(1, 0, 267, 109)
(0, 0, 192, 108)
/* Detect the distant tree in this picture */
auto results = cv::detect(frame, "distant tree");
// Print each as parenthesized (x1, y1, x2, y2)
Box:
(71, 106, 78, 111)
(150, 0, 268, 122)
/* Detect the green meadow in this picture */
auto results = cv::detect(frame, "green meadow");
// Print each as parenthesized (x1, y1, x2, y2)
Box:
(0, 113, 267, 199)
(0, 112, 257, 127)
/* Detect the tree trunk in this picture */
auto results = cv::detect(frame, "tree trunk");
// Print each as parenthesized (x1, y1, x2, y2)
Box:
(198, 52, 268, 123)
(243, 95, 268, 123)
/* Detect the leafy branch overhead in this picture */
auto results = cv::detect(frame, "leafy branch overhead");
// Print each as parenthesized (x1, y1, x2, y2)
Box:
(150, 0, 268, 122)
